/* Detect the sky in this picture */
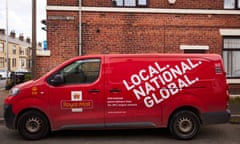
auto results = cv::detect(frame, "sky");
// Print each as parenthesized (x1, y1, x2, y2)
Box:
(0, 0, 46, 43)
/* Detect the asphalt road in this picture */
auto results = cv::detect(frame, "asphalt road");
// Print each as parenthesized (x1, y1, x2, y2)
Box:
(0, 79, 6, 89)
(0, 124, 240, 144)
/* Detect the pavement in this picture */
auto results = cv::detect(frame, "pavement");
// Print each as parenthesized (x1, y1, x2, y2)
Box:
(0, 89, 240, 124)
(0, 89, 8, 123)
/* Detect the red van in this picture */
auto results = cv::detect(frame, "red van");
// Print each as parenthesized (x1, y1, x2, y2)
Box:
(4, 54, 230, 140)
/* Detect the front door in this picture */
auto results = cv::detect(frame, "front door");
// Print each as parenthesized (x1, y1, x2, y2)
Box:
(48, 58, 104, 129)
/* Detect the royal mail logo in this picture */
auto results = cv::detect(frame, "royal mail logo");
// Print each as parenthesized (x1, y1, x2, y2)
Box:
(61, 91, 93, 112)
(61, 100, 93, 109)
(71, 91, 82, 101)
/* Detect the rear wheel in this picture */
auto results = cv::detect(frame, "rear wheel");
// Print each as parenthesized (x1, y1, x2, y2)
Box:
(169, 110, 200, 140)
(17, 110, 49, 140)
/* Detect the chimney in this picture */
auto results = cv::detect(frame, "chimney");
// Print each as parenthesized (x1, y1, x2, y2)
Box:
(26, 37, 31, 43)
(0, 29, 5, 35)
(19, 33, 24, 41)
(10, 31, 16, 38)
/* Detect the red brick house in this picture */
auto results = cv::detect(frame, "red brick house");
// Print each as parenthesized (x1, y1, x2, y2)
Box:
(38, 0, 240, 94)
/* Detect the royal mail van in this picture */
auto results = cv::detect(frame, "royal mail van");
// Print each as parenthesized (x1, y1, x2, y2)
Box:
(4, 54, 230, 140)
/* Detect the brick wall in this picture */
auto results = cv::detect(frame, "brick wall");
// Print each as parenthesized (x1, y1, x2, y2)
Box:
(81, 12, 240, 55)
(82, 0, 224, 9)
(148, 0, 223, 9)
(229, 84, 240, 95)
(83, 0, 113, 7)
(48, 0, 78, 6)
(48, 0, 224, 9)
(36, 11, 79, 77)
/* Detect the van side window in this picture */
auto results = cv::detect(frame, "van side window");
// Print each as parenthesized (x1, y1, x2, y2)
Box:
(51, 59, 100, 85)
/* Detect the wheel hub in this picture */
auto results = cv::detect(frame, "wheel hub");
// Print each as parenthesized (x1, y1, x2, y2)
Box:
(25, 117, 42, 133)
(177, 117, 193, 133)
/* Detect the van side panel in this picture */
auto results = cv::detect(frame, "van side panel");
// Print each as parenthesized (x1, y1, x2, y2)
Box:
(105, 56, 163, 127)
(105, 54, 229, 128)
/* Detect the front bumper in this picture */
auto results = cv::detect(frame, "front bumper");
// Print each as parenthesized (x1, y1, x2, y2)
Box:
(201, 109, 231, 124)
(4, 104, 16, 129)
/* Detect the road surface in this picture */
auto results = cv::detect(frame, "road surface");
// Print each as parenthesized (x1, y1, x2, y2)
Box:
(0, 124, 239, 144)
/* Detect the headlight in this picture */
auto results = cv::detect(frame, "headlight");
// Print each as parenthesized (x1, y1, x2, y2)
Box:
(9, 87, 20, 96)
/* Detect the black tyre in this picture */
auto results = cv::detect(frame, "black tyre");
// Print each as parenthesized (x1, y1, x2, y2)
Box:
(169, 110, 200, 140)
(17, 110, 50, 140)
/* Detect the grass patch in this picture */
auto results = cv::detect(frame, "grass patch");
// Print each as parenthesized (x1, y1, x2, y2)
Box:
(229, 96, 240, 103)
(230, 116, 240, 124)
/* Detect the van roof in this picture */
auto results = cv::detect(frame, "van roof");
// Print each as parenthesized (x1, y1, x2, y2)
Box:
(75, 53, 221, 61)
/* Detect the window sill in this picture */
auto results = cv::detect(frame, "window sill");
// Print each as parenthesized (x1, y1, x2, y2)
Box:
(36, 50, 51, 57)
(227, 79, 240, 84)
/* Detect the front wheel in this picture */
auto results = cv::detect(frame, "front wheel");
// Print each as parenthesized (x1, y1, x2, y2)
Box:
(17, 110, 50, 140)
(169, 110, 200, 140)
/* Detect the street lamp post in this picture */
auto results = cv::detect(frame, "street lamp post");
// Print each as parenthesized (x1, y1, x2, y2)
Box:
(32, 0, 37, 79)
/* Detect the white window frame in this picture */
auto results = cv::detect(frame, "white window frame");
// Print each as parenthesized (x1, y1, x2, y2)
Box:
(220, 29, 240, 83)
(180, 45, 209, 53)
(0, 42, 4, 52)
(19, 47, 25, 55)
(222, 37, 240, 78)
(0, 57, 4, 68)
(20, 58, 26, 68)
(113, 0, 147, 7)
(12, 45, 17, 55)
(224, 0, 240, 9)
(180, 45, 209, 50)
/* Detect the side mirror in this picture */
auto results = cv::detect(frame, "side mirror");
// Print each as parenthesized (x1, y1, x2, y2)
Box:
(50, 74, 64, 86)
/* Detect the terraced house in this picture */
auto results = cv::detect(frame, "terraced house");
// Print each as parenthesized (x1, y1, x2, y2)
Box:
(0, 30, 31, 73)
(38, 0, 240, 94)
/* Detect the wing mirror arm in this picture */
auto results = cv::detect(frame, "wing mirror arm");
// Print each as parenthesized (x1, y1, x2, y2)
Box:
(50, 74, 64, 86)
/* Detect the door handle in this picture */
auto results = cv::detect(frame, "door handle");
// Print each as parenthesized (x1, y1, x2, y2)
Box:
(109, 88, 121, 93)
(88, 89, 100, 93)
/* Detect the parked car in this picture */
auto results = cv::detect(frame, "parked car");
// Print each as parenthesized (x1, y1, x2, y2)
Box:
(0, 69, 11, 79)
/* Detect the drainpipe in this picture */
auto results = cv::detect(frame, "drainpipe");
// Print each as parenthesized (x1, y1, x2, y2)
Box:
(79, 0, 82, 56)
(5, 0, 9, 81)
